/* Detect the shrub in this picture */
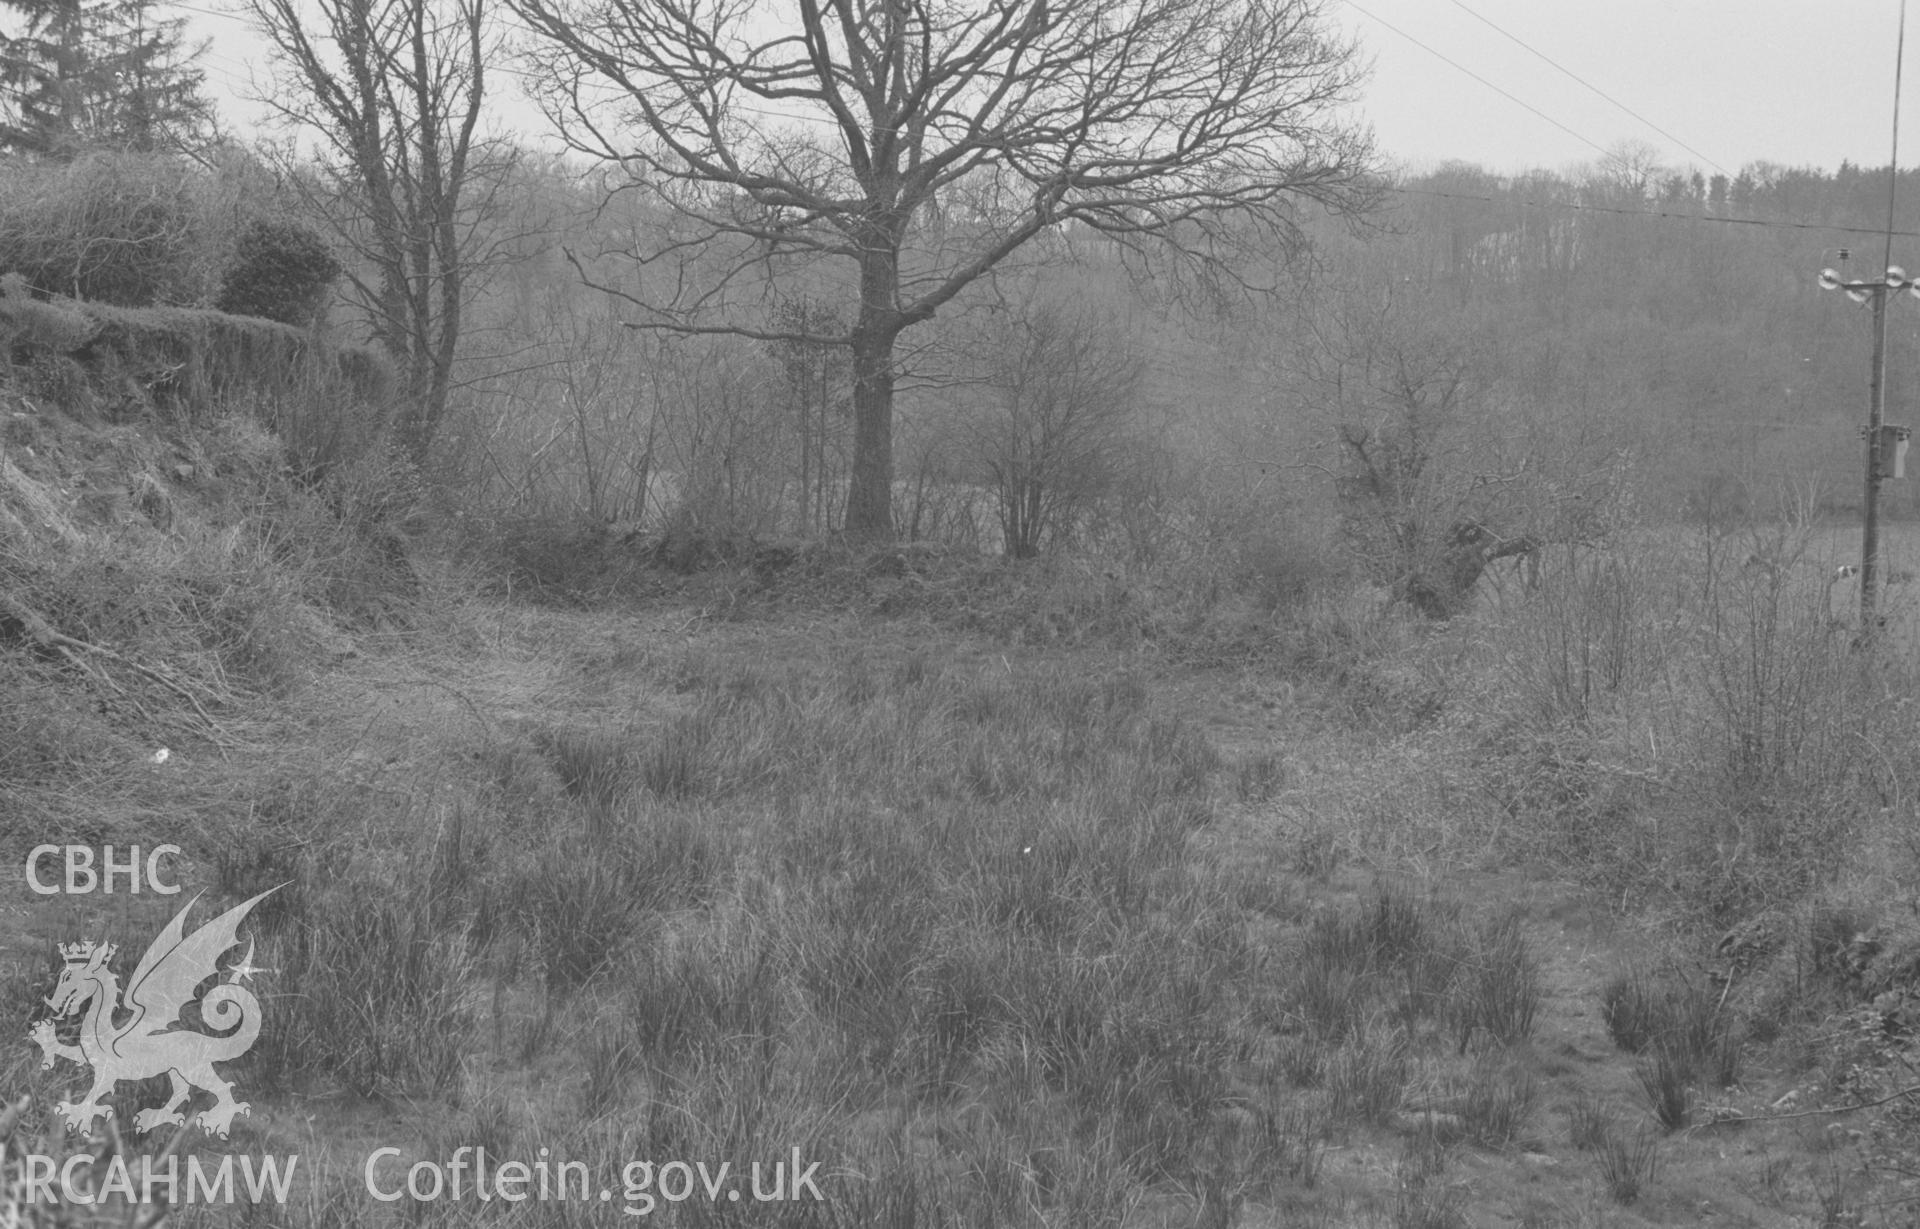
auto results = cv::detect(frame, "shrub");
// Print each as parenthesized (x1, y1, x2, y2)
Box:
(217, 218, 341, 327)
(1235, 530, 1344, 614)
(0, 152, 207, 306)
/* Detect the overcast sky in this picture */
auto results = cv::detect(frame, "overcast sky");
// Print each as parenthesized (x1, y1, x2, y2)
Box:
(1336, 0, 1912, 177)
(187, 0, 1913, 179)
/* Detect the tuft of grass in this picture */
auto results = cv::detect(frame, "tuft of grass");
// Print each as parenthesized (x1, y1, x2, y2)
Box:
(1272, 1035, 1325, 1090)
(0, 666, 123, 783)
(1812, 1153, 1860, 1228)
(1603, 966, 1744, 1111)
(431, 1092, 519, 1162)
(893, 647, 935, 688)
(1757, 1150, 1793, 1207)
(787, 871, 935, 1068)
(1244, 1100, 1327, 1192)
(577, 1018, 645, 1121)
(1634, 1042, 1694, 1131)
(612, 930, 790, 1079)
(209, 824, 309, 936)
(1235, 747, 1291, 800)
(1393, 1127, 1469, 1229)
(1290, 825, 1341, 878)
(1295, 912, 1379, 1039)
(517, 849, 638, 993)
(251, 882, 474, 1099)
(1600, 968, 1663, 1053)
(614, 802, 727, 911)
(1292, 889, 1521, 1050)
(1458, 1055, 1537, 1147)
(1365, 888, 1433, 965)
(1596, 1122, 1659, 1204)
(1402, 930, 1462, 1024)
(1457, 913, 1542, 1050)
(1566, 1093, 1612, 1152)
(1325, 1023, 1409, 1128)
(539, 724, 634, 807)
(514, 989, 562, 1067)
(640, 707, 719, 798)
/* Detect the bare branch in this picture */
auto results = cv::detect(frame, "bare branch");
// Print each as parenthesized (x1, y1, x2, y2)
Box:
(512, 0, 1373, 534)
(245, 0, 518, 464)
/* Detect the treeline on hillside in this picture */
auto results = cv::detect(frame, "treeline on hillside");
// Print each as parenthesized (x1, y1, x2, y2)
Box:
(5, 137, 1917, 585)
(2, 0, 1914, 588)
(1294, 153, 1920, 518)
(461, 147, 1920, 554)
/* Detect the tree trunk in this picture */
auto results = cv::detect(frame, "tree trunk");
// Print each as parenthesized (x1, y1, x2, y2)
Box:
(844, 229, 904, 539)
(797, 374, 811, 533)
(845, 328, 894, 538)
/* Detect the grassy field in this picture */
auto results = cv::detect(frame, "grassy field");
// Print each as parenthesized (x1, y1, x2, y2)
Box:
(4, 403, 1920, 1227)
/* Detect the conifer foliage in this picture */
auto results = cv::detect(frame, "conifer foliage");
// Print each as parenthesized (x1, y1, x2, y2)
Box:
(0, 0, 212, 157)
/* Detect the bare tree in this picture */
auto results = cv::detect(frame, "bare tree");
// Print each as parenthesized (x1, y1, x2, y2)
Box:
(766, 295, 850, 535)
(513, 0, 1372, 537)
(245, 0, 514, 467)
(1299, 277, 1625, 619)
(963, 299, 1147, 558)
(1595, 139, 1664, 202)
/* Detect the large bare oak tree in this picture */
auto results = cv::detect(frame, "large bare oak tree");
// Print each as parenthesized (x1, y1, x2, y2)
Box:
(514, 0, 1373, 537)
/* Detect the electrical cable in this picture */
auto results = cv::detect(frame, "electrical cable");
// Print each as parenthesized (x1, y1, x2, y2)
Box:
(1340, 0, 1613, 160)
(1442, 0, 1731, 176)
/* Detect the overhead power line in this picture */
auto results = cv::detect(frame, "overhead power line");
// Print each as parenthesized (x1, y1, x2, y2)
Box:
(1341, 0, 1613, 160)
(1443, 0, 1731, 176)
(192, 4, 1909, 244)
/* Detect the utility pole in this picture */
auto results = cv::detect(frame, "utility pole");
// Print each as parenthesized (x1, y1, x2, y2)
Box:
(1866, 277, 1891, 630)
(1820, 262, 1912, 631)
(1817, 0, 1910, 636)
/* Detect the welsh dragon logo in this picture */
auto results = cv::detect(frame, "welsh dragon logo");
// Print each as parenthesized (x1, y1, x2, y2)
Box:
(30, 888, 278, 1139)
